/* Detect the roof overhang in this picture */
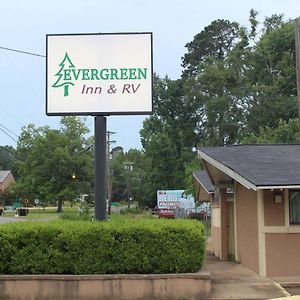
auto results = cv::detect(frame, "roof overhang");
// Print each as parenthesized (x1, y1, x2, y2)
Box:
(192, 173, 213, 194)
(198, 150, 258, 191)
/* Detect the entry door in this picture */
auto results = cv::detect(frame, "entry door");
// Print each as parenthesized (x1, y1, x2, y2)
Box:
(227, 200, 235, 259)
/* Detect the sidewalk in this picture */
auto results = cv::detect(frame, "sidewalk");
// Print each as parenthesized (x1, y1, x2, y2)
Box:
(202, 249, 289, 300)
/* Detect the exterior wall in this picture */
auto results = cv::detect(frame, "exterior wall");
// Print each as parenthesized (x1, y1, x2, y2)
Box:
(263, 188, 300, 276)
(264, 190, 285, 226)
(220, 189, 228, 260)
(0, 172, 15, 191)
(0, 273, 211, 300)
(265, 233, 300, 276)
(236, 183, 259, 274)
(211, 206, 221, 258)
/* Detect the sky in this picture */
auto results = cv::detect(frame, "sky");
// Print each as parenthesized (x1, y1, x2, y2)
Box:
(0, 0, 299, 151)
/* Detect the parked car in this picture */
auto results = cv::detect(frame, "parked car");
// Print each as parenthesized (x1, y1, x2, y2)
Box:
(4, 206, 15, 212)
(158, 208, 175, 219)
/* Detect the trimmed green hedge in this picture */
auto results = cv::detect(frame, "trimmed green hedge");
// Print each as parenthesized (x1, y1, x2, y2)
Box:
(0, 219, 206, 274)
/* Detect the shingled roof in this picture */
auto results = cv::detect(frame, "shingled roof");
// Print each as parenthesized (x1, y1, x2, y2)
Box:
(193, 170, 214, 193)
(198, 144, 300, 189)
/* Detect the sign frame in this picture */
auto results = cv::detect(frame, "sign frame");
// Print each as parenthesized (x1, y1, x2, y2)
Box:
(46, 32, 153, 116)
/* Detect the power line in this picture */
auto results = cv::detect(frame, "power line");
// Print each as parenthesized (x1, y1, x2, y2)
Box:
(0, 46, 45, 58)
(0, 123, 18, 138)
(0, 126, 18, 143)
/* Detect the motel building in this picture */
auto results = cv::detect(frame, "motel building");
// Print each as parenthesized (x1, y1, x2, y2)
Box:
(193, 144, 300, 277)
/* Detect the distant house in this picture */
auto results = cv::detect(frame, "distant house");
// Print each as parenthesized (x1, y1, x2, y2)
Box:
(194, 144, 300, 277)
(0, 170, 15, 192)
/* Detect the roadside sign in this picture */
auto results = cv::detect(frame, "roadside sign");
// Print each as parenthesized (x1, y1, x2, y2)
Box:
(46, 32, 153, 116)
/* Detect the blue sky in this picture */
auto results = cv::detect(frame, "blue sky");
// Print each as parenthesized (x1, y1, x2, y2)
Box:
(0, 0, 299, 150)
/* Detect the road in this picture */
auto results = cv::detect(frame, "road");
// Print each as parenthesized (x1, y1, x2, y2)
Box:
(0, 216, 25, 224)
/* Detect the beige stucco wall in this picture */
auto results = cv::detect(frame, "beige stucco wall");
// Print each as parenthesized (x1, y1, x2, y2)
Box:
(211, 224, 221, 258)
(263, 190, 285, 226)
(0, 273, 211, 300)
(265, 233, 300, 276)
(236, 183, 259, 274)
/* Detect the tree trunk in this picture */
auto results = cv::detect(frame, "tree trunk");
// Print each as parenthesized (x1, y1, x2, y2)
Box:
(57, 199, 63, 212)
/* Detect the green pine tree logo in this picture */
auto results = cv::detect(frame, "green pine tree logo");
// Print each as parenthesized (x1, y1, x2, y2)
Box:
(52, 52, 75, 97)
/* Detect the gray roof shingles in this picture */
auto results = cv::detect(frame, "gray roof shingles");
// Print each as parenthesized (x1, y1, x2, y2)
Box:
(193, 170, 214, 193)
(198, 144, 300, 187)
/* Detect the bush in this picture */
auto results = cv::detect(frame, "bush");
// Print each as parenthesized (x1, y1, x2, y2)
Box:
(0, 219, 206, 275)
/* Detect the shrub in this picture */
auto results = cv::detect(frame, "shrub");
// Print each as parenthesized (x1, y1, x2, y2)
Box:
(0, 219, 205, 275)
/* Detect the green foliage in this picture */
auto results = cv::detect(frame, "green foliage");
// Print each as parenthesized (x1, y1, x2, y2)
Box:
(184, 157, 203, 198)
(11, 117, 93, 211)
(0, 145, 15, 171)
(241, 119, 299, 144)
(109, 147, 147, 205)
(0, 219, 206, 275)
(140, 76, 197, 207)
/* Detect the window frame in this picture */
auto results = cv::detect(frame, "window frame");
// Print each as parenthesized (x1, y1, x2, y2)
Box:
(289, 189, 300, 225)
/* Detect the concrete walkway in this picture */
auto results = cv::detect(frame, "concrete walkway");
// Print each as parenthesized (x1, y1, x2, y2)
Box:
(202, 252, 290, 300)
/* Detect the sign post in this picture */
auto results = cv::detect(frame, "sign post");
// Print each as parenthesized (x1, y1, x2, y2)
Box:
(94, 116, 107, 220)
(46, 32, 153, 220)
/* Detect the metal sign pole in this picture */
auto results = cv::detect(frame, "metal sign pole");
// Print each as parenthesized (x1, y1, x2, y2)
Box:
(94, 116, 107, 220)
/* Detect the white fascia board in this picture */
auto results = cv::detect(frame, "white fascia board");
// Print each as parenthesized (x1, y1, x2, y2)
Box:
(192, 173, 213, 194)
(257, 185, 300, 190)
(198, 150, 257, 191)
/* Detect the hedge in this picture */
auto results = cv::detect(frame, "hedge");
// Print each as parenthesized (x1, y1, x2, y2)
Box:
(0, 219, 206, 275)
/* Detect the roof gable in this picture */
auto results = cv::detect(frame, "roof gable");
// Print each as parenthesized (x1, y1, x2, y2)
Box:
(0, 171, 11, 183)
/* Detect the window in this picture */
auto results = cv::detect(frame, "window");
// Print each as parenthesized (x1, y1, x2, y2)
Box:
(289, 190, 300, 224)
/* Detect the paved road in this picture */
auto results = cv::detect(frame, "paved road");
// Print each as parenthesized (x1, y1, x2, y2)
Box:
(0, 216, 25, 224)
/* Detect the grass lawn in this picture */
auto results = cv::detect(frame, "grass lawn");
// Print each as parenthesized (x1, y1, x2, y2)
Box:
(1, 207, 80, 221)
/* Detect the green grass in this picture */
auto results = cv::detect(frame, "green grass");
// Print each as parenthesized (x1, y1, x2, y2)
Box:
(1, 207, 80, 221)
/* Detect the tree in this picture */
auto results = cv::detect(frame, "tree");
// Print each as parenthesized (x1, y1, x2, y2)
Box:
(52, 52, 75, 96)
(245, 20, 297, 134)
(140, 75, 197, 206)
(13, 117, 93, 212)
(241, 118, 299, 144)
(182, 19, 249, 146)
(182, 19, 241, 76)
(109, 147, 148, 207)
(0, 145, 15, 171)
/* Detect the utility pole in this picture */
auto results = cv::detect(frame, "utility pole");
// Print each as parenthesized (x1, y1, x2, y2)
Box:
(106, 131, 116, 215)
(294, 18, 300, 136)
(123, 161, 134, 208)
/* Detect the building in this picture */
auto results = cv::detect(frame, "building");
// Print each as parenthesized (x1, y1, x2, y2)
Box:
(0, 170, 15, 192)
(194, 144, 300, 277)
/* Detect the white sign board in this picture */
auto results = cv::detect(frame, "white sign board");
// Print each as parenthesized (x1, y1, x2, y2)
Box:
(46, 33, 153, 115)
(157, 190, 195, 209)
